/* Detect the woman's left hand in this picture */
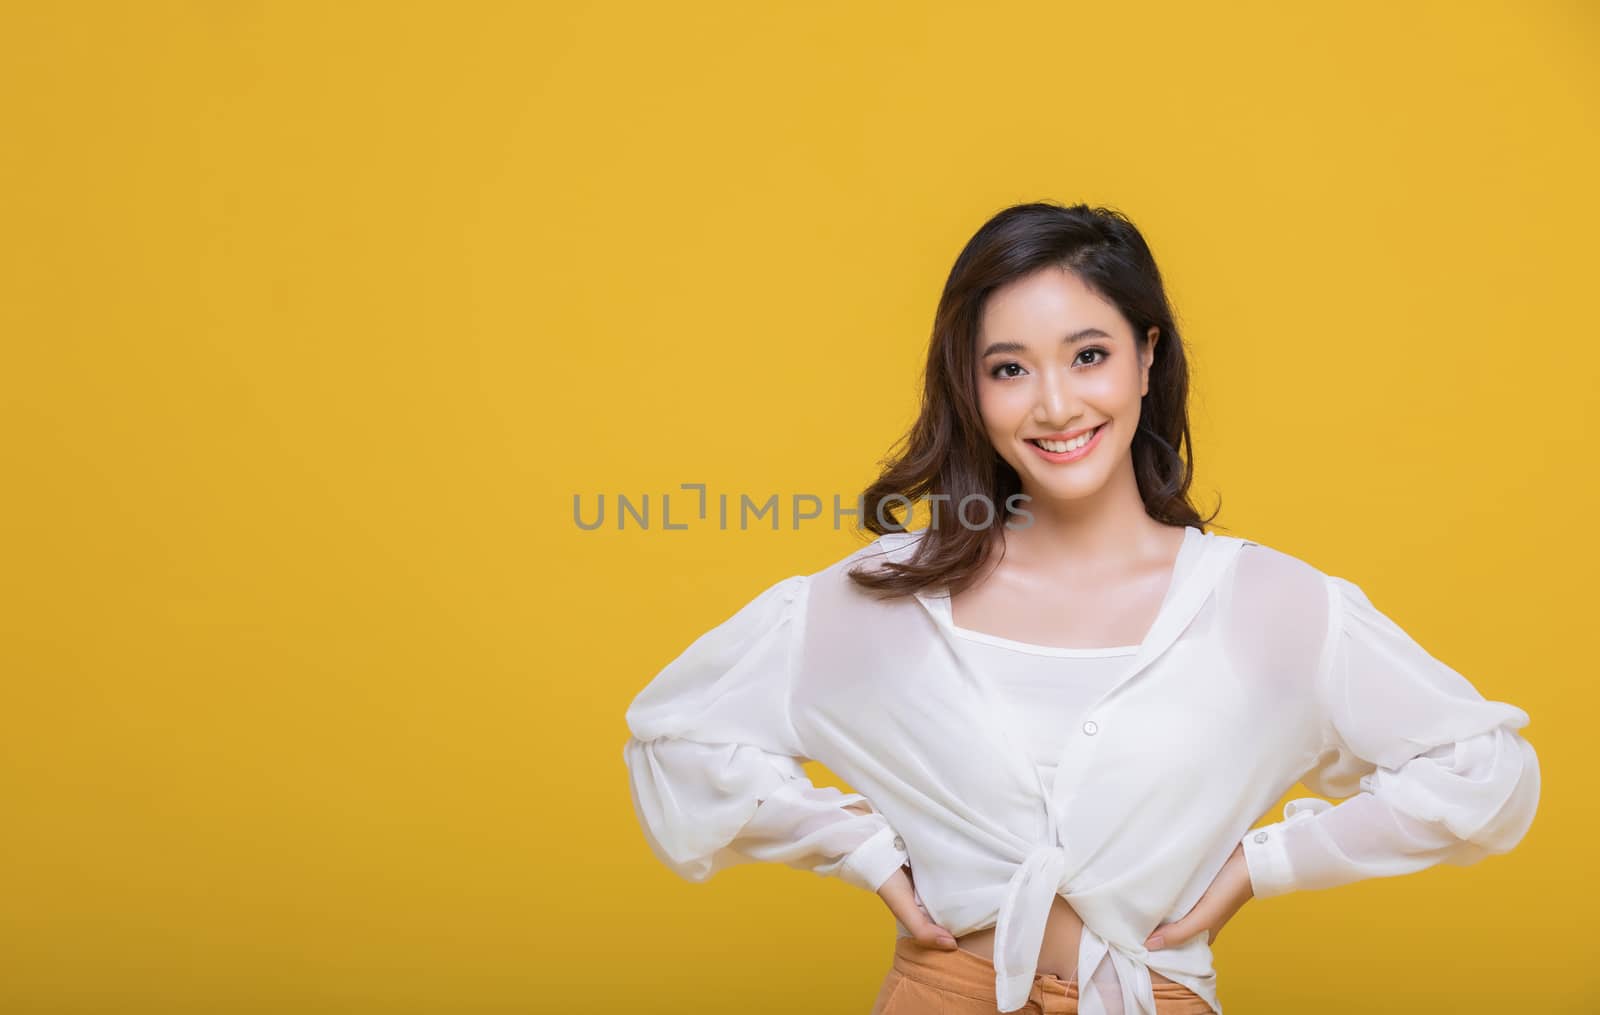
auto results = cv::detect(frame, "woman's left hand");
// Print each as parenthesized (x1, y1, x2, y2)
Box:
(1143, 842, 1254, 951)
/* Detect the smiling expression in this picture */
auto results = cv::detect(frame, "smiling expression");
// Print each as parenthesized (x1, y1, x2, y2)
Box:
(976, 266, 1159, 509)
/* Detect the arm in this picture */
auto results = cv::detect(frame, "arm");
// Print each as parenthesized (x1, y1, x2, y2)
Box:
(1241, 574, 1541, 899)
(622, 573, 910, 893)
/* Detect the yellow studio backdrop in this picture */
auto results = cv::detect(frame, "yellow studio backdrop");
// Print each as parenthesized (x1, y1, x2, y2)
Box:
(0, 1, 1593, 1012)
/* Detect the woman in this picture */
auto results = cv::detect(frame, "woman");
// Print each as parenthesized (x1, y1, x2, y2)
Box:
(621, 202, 1541, 1015)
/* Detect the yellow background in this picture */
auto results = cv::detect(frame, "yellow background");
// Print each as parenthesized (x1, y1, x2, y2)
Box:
(2, 1, 1594, 1011)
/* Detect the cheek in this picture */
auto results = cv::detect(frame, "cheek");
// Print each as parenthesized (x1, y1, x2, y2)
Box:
(1075, 382, 1139, 422)
(1113, 365, 1148, 403)
(977, 383, 1029, 431)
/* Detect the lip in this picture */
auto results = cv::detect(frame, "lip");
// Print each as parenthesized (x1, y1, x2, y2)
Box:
(1025, 422, 1107, 464)
(1028, 423, 1105, 442)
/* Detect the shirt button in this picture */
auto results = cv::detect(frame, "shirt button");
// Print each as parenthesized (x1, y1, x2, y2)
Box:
(893, 835, 905, 851)
(1253, 831, 1269, 844)
(1081, 720, 1099, 736)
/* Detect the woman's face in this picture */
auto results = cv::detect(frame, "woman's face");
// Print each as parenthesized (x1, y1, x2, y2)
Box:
(975, 266, 1158, 513)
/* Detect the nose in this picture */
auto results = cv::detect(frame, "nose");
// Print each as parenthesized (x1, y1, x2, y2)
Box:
(1032, 365, 1080, 427)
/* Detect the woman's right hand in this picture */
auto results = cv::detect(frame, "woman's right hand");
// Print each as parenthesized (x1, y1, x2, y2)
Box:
(877, 864, 958, 950)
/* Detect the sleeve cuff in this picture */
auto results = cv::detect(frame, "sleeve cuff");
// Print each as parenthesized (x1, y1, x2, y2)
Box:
(1241, 821, 1297, 899)
(1241, 797, 1333, 900)
(839, 824, 910, 893)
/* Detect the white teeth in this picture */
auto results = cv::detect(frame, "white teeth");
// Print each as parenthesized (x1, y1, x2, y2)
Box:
(1033, 426, 1099, 453)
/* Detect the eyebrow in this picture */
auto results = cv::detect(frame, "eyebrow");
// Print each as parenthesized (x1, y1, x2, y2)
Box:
(980, 327, 1113, 359)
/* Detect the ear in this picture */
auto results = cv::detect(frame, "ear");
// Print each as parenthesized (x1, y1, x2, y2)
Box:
(1141, 326, 1160, 397)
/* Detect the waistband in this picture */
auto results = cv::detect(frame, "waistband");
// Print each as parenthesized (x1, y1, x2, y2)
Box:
(891, 937, 1206, 1009)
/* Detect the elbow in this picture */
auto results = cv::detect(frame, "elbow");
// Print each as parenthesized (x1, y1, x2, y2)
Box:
(622, 740, 721, 883)
(1367, 726, 1542, 863)
(1450, 730, 1541, 858)
(1478, 734, 1540, 854)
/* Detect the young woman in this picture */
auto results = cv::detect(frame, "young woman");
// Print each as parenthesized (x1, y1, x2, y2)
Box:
(622, 202, 1541, 1015)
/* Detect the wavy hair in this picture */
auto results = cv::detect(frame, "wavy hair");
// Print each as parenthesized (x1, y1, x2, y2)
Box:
(849, 201, 1225, 598)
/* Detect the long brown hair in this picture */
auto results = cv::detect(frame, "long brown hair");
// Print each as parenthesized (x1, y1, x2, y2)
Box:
(848, 201, 1225, 598)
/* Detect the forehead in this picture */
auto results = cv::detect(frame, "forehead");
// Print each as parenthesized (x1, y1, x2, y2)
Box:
(980, 267, 1121, 338)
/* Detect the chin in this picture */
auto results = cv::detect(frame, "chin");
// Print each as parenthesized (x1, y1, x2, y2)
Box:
(1025, 475, 1107, 501)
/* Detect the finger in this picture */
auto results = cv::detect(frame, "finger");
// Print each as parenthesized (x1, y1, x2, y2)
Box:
(1146, 919, 1189, 950)
(1144, 924, 1167, 950)
(906, 912, 959, 949)
(879, 871, 957, 948)
(1148, 918, 1217, 950)
(1148, 851, 1252, 952)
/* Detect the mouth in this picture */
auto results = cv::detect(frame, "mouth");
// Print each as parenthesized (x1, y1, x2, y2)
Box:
(1025, 422, 1108, 462)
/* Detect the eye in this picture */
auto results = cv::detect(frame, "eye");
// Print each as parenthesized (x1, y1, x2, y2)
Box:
(989, 361, 1026, 380)
(1075, 346, 1109, 367)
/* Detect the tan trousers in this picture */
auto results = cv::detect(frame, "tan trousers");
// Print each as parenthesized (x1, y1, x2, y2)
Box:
(870, 937, 1214, 1015)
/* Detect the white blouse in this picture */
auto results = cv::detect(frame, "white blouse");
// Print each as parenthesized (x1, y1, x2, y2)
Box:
(940, 629, 1145, 1011)
(942, 622, 1135, 798)
(621, 526, 1541, 1015)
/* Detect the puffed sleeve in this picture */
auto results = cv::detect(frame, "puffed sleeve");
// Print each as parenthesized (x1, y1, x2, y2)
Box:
(1241, 574, 1541, 899)
(622, 573, 910, 893)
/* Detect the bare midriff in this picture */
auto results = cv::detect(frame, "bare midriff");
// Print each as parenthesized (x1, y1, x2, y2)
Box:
(954, 894, 1181, 986)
